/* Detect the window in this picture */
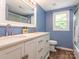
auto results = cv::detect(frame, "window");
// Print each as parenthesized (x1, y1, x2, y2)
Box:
(53, 11, 69, 31)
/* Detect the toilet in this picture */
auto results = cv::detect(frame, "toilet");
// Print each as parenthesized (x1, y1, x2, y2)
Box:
(48, 40, 57, 52)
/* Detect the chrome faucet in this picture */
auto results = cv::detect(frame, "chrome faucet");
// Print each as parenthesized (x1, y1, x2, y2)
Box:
(5, 24, 12, 36)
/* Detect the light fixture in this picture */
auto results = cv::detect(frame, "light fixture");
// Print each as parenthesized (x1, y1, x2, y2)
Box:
(22, 0, 36, 5)
(52, 3, 56, 6)
(51, 3, 56, 10)
(30, 0, 36, 5)
(21, 0, 36, 8)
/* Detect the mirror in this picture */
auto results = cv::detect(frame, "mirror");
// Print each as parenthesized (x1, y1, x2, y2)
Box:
(6, 0, 36, 27)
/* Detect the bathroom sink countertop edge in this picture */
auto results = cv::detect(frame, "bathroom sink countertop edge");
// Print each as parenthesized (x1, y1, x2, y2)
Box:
(0, 32, 49, 51)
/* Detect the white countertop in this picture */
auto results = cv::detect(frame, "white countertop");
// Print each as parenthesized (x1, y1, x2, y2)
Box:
(0, 32, 49, 50)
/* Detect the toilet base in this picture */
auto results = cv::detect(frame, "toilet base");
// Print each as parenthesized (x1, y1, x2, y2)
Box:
(48, 40, 57, 52)
(50, 45, 57, 52)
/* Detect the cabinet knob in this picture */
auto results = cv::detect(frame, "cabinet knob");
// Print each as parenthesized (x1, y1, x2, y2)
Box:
(22, 57, 25, 59)
(25, 55, 28, 59)
(38, 48, 43, 52)
(38, 40, 43, 43)
(40, 56, 43, 59)
(22, 55, 28, 59)
(46, 40, 48, 42)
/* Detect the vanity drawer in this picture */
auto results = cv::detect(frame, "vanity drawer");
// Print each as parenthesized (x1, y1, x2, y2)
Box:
(36, 47, 44, 59)
(37, 35, 49, 45)
(37, 37, 44, 44)
(36, 45, 49, 59)
(36, 35, 49, 59)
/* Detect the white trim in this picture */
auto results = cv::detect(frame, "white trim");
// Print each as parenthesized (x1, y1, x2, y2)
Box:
(73, 13, 75, 45)
(34, 4, 37, 27)
(74, 44, 79, 59)
(56, 46, 73, 51)
(53, 10, 70, 31)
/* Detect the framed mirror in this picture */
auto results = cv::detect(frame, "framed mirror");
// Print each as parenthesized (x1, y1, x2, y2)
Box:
(6, 0, 36, 27)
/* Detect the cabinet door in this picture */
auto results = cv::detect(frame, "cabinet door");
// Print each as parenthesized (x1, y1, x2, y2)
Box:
(36, 35, 49, 59)
(25, 40, 36, 59)
(36, 36, 45, 59)
(0, 43, 24, 59)
(42, 35, 49, 59)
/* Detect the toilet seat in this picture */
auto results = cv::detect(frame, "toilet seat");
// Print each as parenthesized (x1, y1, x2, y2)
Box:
(48, 40, 57, 45)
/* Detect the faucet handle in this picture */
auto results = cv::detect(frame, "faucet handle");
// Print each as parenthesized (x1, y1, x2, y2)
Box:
(5, 24, 12, 36)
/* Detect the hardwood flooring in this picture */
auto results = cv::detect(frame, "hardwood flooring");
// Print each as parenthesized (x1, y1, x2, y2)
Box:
(49, 49, 75, 59)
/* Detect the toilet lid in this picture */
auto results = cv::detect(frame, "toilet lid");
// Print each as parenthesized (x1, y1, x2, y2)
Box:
(48, 40, 57, 44)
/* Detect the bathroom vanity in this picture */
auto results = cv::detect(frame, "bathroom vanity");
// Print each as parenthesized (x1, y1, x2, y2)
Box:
(0, 32, 49, 59)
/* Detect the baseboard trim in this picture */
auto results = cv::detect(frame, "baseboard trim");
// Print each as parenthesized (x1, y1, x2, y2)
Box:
(56, 46, 73, 52)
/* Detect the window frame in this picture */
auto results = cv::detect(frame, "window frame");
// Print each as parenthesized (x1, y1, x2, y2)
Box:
(53, 10, 70, 31)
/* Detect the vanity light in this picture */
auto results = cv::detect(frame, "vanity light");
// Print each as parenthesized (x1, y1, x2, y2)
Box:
(52, 3, 56, 6)
(30, 0, 36, 5)
(18, 6, 23, 9)
(51, 3, 56, 10)
(21, 0, 35, 8)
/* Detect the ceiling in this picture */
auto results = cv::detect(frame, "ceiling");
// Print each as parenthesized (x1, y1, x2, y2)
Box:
(6, 0, 79, 13)
(35, 0, 79, 11)
(7, 0, 34, 16)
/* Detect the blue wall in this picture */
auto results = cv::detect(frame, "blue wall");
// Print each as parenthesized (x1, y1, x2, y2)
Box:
(36, 4, 46, 32)
(46, 6, 75, 49)
(0, 26, 6, 36)
(0, 26, 22, 37)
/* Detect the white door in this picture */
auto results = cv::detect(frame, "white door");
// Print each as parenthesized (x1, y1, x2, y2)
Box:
(0, 44, 24, 59)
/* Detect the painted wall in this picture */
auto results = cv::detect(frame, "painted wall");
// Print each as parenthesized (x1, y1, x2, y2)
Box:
(46, 6, 75, 49)
(0, 26, 37, 37)
(0, 26, 22, 37)
(0, 26, 6, 36)
(36, 4, 46, 32)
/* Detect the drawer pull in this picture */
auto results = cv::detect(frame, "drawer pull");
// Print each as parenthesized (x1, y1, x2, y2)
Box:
(22, 57, 25, 59)
(38, 48, 43, 52)
(40, 56, 43, 59)
(22, 55, 28, 59)
(38, 40, 43, 43)
(25, 55, 28, 59)
(46, 40, 48, 42)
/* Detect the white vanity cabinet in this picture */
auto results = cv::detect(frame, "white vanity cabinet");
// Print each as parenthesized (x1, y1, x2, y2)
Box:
(0, 33, 49, 59)
(0, 43, 24, 59)
(36, 35, 49, 59)
(24, 34, 49, 59)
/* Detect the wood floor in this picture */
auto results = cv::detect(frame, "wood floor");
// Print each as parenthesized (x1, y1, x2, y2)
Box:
(49, 49, 75, 59)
